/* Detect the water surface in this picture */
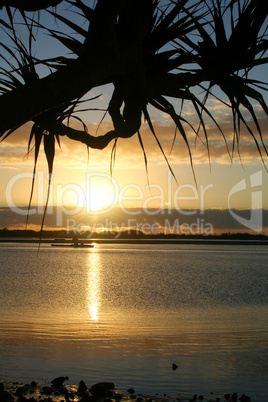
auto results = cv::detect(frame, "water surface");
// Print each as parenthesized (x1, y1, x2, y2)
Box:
(0, 243, 267, 400)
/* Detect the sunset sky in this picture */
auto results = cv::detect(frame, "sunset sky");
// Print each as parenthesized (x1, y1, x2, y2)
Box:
(0, 1, 267, 234)
(1, 92, 267, 234)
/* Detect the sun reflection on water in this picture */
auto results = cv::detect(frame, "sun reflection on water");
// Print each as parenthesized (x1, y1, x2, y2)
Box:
(87, 250, 101, 322)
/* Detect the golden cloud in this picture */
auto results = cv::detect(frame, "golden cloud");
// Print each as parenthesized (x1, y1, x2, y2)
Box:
(0, 107, 267, 170)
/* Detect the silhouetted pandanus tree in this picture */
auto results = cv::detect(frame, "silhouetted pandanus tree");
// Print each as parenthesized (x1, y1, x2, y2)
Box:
(0, 0, 267, 227)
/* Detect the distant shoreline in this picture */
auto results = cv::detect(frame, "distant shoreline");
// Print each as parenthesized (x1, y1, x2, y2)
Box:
(0, 238, 267, 245)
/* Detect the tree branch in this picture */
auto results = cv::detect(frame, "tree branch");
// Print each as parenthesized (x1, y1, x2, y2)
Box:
(0, 59, 113, 135)
(0, 0, 63, 11)
(50, 120, 137, 149)
(0, 0, 134, 137)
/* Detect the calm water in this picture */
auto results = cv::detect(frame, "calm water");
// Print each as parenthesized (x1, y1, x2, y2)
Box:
(0, 242, 267, 400)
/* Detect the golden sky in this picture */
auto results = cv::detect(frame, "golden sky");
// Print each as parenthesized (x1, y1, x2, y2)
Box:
(1, 94, 267, 225)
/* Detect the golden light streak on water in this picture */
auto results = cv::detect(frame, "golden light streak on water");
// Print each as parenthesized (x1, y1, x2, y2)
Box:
(87, 250, 101, 322)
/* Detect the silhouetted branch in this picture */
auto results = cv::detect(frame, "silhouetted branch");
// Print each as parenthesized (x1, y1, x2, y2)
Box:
(49, 121, 137, 149)
(0, 0, 63, 11)
(0, 0, 124, 136)
(0, 59, 112, 135)
(0, 0, 148, 137)
(0, 0, 267, 156)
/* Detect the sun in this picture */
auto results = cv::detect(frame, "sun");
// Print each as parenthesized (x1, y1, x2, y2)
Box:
(85, 174, 119, 212)
(86, 185, 116, 212)
(59, 172, 119, 212)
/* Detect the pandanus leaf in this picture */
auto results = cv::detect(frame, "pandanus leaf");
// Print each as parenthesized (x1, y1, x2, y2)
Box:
(149, 95, 197, 185)
(143, 106, 177, 184)
(0, 18, 11, 29)
(110, 138, 118, 176)
(48, 31, 83, 55)
(44, 132, 55, 179)
(66, 0, 94, 22)
(47, 9, 88, 37)
(137, 130, 150, 187)
(26, 125, 43, 227)
(37, 132, 56, 242)
(0, 126, 20, 141)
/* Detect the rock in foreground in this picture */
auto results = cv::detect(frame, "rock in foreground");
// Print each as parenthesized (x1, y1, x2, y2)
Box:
(0, 379, 252, 402)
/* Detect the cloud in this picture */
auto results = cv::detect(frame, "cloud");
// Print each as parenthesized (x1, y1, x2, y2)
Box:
(0, 206, 267, 235)
(0, 107, 267, 170)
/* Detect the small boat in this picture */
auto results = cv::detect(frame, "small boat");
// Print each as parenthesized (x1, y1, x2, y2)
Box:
(51, 243, 94, 248)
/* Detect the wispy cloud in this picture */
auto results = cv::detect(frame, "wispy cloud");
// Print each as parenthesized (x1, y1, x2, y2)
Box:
(0, 108, 267, 170)
(0, 206, 267, 234)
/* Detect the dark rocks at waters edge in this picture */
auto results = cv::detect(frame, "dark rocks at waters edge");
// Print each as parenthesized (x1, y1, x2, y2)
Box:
(51, 375, 69, 388)
(0, 388, 14, 401)
(223, 392, 251, 402)
(190, 395, 205, 401)
(41, 385, 53, 395)
(0, 381, 42, 401)
(91, 381, 115, 397)
(238, 395, 251, 402)
(0, 379, 254, 402)
(78, 380, 88, 394)
(15, 385, 30, 396)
